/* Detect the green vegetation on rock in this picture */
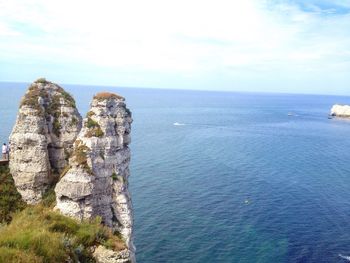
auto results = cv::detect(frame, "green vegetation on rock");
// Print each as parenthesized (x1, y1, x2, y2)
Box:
(86, 111, 95, 118)
(47, 95, 62, 137)
(93, 92, 124, 101)
(21, 82, 78, 137)
(0, 166, 26, 224)
(85, 117, 104, 138)
(111, 172, 118, 181)
(20, 84, 46, 114)
(72, 141, 92, 174)
(60, 90, 76, 108)
(86, 117, 99, 129)
(34, 78, 50, 84)
(0, 166, 125, 262)
(0, 206, 126, 263)
(41, 188, 56, 208)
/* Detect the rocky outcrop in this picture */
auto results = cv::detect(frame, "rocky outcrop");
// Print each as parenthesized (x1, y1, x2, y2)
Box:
(93, 246, 131, 263)
(9, 78, 82, 204)
(55, 92, 135, 262)
(330, 104, 350, 117)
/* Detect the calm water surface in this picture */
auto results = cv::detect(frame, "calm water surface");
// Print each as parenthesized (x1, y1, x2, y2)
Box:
(1, 82, 350, 262)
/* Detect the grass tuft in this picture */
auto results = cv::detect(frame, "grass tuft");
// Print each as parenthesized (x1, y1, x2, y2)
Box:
(93, 92, 124, 101)
(0, 206, 126, 262)
(41, 188, 56, 208)
(72, 142, 92, 174)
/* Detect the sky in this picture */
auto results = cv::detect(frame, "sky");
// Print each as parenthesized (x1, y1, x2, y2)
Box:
(1, 0, 350, 95)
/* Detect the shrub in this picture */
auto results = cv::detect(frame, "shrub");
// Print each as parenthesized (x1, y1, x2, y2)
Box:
(86, 117, 98, 129)
(72, 142, 92, 174)
(0, 166, 26, 223)
(34, 78, 49, 84)
(86, 111, 95, 117)
(85, 117, 104, 138)
(111, 172, 118, 181)
(52, 118, 61, 137)
(0, 206, 126, 262)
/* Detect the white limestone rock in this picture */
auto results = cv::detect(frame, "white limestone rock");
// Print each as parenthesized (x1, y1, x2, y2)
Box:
(55, 92, 135, 262)
(330, 104, 350, 117)
(9, 79, 82, 204)
(93, 246, 132, 263)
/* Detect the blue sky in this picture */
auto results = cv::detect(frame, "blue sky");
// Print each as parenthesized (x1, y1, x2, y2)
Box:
(1, 0, 350, 95)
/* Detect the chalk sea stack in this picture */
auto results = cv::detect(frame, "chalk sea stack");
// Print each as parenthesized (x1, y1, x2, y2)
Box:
(55, 92, 135, 262)
(330, 104, 350, 118)
(9, 78, 82, 204)
(7, 80, 136, 262)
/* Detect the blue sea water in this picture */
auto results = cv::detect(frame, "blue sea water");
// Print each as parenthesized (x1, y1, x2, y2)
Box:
(1, 82, 350, 262)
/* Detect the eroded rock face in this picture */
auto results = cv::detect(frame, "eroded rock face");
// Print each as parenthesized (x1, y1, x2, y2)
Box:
(55, 92, 135, 262)
(331, 104, 350, 117)
(9, 79, 82, 204)
(93, 246, 131, 263)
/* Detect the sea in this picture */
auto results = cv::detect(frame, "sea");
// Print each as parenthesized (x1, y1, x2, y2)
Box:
(1, 82, 350, 263)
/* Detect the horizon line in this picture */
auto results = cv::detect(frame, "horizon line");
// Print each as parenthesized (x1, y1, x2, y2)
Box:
(0, 80, 349, 98)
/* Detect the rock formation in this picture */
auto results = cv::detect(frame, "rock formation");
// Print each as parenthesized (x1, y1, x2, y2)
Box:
(9, 78, 82, 204)
(330, 104, 350, 117)
(55, 92, 135, 262)
(93, 245, 132, 263)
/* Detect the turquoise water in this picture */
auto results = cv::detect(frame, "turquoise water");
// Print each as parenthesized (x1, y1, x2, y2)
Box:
(2, 82, 350, 262)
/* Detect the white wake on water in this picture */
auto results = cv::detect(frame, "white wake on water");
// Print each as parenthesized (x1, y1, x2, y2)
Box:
(339, 254, 350, 261)
(173, 122, 185, 126)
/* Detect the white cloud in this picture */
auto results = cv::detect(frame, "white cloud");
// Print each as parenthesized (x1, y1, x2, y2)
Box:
(0, 0, 350, 94)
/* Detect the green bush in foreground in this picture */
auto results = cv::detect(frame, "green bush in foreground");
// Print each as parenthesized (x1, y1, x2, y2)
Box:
(0, 165, 125, 262)
(0, 166, 26, 223)
(0, 206, 126, 262)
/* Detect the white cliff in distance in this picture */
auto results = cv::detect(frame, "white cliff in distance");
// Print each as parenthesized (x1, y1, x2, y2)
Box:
(330, 104, 350, 117)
